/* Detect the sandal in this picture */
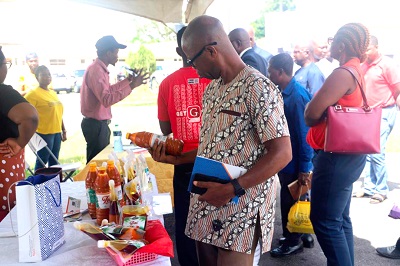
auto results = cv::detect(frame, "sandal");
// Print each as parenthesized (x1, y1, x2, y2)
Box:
(370, 193, 387, 204)
(353, 191, 372, 198)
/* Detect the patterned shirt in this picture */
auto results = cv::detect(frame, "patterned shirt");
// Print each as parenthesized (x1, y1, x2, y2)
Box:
(185, 66, 289, 254)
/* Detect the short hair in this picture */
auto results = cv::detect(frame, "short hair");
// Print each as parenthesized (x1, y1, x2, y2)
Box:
(177, 26, 187, 48)
(0, 46, 4, 63)
(370, 35, 378, 46)
(269, 53, 293, 76)
(335, 23, 370, 62)
(34, 65, 50, 80)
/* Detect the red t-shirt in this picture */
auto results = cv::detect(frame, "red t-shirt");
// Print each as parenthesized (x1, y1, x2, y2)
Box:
(306, 58, 364, 150)
(158, 67, 211, 152)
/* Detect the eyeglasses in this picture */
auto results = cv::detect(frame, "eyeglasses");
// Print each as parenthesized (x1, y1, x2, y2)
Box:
(327, 37, 334, 45)
(3, 61, 12, 69)
(186, 42, 217, 67)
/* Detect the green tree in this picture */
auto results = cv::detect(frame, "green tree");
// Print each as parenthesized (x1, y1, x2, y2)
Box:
(251, 0, 296, 39)
(126, 45, 156, 73)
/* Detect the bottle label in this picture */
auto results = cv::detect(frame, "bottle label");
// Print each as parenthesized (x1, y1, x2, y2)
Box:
(86, 188, 97, 204)
(150, 134, 167, 146)
(96, 192, 110, 209)
(115, 185, 123, 201)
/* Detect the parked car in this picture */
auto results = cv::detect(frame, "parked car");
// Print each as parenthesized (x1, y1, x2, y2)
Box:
(72, 69, 85, 93)
(51, 72, 75, 94)
(149, 65, 168, 93)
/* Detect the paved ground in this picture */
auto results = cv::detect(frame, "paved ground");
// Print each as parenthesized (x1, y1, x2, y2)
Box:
(39, 94, 400, 265)
(165, 152, 400, 266)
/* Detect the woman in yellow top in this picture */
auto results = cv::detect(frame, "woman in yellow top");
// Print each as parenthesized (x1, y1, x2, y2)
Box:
(25, 65, 67, 171)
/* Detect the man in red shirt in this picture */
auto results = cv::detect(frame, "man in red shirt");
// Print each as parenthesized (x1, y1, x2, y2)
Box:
(157, 27, 210, 266)
(356, 35, 400, 203)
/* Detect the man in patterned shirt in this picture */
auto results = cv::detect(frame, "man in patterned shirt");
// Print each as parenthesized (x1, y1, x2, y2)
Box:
(149, 15, 292, 265)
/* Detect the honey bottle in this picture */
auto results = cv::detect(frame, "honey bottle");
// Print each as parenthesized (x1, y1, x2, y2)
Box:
(95, 167, 110, 226)
(126, 131, 184, 156)
(85, 162, 98, 219)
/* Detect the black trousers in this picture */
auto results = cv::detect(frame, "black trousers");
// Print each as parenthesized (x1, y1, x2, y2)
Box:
(173, 163, 199, 266)
(81, 117, 111, 164)
(278, 172, 304, 246)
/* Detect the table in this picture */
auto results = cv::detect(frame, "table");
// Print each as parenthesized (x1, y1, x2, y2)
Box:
(74, 145, 174, 202)
(0, 181, 172, 266)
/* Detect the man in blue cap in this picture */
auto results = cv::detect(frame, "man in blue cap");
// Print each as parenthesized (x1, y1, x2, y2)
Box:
(18, 52, 40, 96)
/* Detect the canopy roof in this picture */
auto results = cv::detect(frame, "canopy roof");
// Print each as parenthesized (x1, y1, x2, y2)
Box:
(68, 0, 214, 24)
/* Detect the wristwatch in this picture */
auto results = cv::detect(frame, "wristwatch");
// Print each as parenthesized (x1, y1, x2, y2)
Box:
(231, 179, 245, 197)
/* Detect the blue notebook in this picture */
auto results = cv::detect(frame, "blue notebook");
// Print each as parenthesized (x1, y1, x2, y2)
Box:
(188, 156, 247, 203)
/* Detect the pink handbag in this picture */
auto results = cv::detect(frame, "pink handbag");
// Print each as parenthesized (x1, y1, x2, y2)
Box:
(324, 67, 382, 154)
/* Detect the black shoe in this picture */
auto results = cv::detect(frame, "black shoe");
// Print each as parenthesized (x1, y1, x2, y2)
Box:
(376, 246, 400, 259)
(270, 243, 304, 258)
(279, 235, 314, 248)
(301, 234, 314, 248)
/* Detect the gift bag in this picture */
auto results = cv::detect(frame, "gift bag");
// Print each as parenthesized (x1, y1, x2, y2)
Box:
(16, 173, 65, 262)
(287, 200, 314, 234)
(389, 203, 400, 219)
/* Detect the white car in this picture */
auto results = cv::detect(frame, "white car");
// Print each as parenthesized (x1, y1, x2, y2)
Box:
(51, 73, 75, 94)
(149, 65, 168, 93)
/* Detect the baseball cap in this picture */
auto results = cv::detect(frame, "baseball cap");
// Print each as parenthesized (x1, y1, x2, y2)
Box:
(25, 52, 38, 60)
(95, 35, 127, 52)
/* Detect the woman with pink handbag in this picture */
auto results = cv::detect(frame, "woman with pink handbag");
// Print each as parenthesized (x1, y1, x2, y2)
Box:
(304, 23, 370, 266)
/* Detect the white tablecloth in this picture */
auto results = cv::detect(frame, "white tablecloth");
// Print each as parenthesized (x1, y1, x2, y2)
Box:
(0, 181, 171, 266)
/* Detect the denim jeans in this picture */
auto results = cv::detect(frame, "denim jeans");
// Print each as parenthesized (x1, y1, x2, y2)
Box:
(34, 133, 62, 171)
(310, 151, 366, 266)
(363, 105, 397, 196)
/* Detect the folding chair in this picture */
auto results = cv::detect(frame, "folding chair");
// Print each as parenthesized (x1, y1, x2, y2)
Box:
(28, 133, 82, 182)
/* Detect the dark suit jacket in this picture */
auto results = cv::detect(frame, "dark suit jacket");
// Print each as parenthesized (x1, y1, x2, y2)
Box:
(241, 48, 268, 77)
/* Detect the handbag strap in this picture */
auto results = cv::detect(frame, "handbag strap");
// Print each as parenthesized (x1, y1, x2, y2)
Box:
(339, 66, 370, 109)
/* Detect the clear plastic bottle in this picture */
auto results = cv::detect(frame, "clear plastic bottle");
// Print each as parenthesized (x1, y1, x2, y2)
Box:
(95, 167, 110, 226)
(85, 162, 98, 219)
(113, 124, 123, 153)
(108, 180, 119, 224)
(126, 131, 184, 156)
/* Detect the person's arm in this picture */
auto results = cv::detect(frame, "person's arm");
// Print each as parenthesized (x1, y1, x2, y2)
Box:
(159, 120, 172, 136)
(61, 120, 67, 142)
(305, 68, 357, 126)
(195, 136, 292, 207)
(293, 97, 314, 173)
(148, 140, 197, 165)
(0, 102, 38, 157)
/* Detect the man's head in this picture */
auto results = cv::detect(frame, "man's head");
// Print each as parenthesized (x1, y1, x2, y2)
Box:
(25, 52, 39, 74)
(182, 15, 243, 81)
(95, 35, 127, 66)
(311, 38, 328, 62)
(293, 41, 314, 67)
(247, 26, 256, 48)
(228, 28, 252, 55)
(268, 53, 293, 89)
(365, 35, 379, 64)
(176, 26, 189, 66)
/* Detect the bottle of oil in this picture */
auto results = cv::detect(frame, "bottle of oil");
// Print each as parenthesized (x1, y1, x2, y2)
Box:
(106, 160, 123, 203)
(95, 167, 110, 226)
(126, 131, 184, 156)
(85, 162, 98, 219)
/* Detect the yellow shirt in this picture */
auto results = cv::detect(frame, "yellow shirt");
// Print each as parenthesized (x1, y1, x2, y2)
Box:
(19, 71, 39, 94)
(19, 71, 53, 94)
(25, 87, 64, 134)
